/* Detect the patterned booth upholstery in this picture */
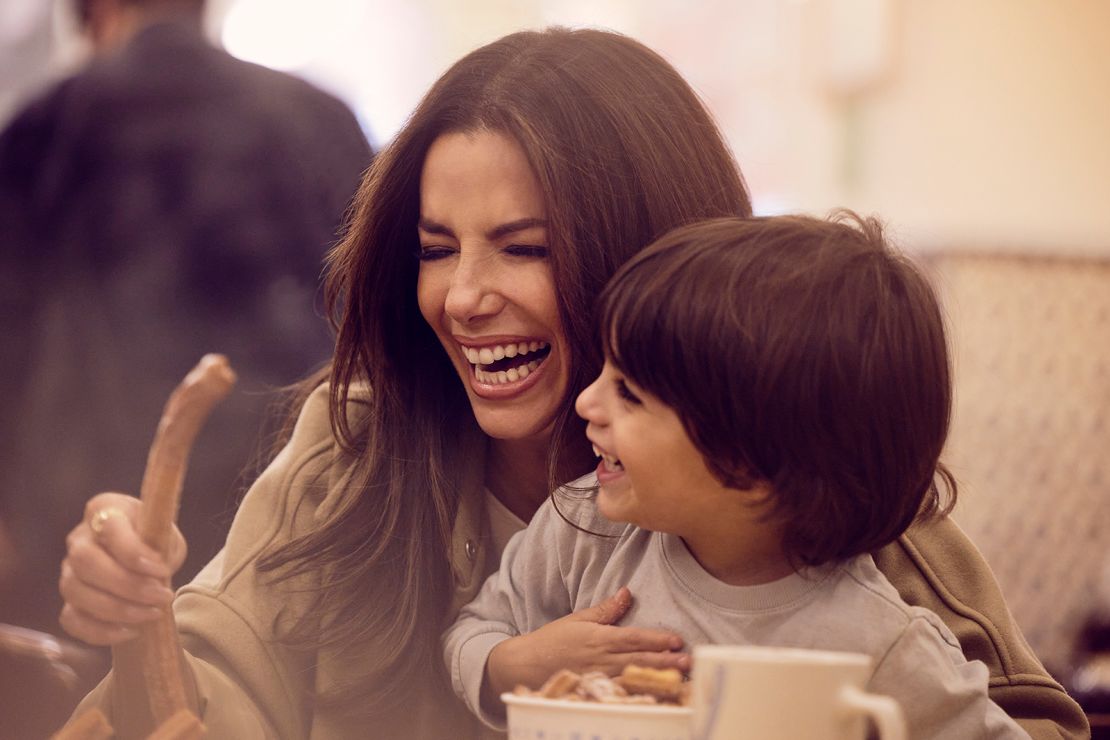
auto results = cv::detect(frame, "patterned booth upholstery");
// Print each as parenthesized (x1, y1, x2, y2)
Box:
(928, 251, 1110, 684)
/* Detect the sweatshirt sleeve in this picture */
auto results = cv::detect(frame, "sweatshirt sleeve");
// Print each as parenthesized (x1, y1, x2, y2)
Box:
(443, 495, 597, 729)
(874, 517, 1088, 739)
(868, 613, 1032, 740)
(70, 603, 281, 740)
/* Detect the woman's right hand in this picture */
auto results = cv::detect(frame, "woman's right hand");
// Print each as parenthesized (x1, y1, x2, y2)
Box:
(484, 587, 690, 699)
(58, 492, 185, 645)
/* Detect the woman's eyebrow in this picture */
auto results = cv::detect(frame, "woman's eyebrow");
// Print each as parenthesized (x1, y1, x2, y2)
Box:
(417, 216, 548, 240)
(417, 217, 546, 242)
(417, 217, 454, 237)
(487, 217, 547, 240)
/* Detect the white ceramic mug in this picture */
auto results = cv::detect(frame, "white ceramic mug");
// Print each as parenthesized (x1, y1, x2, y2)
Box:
(690, 645, 906, 740)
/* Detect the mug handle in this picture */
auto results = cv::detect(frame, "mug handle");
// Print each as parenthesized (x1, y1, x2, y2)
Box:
(838, 685, 907, 740)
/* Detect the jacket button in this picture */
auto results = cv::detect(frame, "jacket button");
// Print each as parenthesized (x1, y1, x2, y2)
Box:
(464, 539, 478, 562)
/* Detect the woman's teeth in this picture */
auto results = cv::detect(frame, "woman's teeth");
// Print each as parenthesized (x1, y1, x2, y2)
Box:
(592, 444, 623, 472)
(464, 341, 547, 365)
(475, 360, 541, 385)
(465, 341, 549, 385)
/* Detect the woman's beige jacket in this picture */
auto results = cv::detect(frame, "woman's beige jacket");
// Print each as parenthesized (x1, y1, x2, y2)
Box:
(74, 386, 1088, 739)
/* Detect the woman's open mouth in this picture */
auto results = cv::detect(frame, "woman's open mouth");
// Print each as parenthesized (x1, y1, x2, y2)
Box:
(463, 341, 552, 386)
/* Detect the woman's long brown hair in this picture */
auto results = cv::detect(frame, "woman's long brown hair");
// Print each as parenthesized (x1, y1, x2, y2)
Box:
(257, 27, 750, 714)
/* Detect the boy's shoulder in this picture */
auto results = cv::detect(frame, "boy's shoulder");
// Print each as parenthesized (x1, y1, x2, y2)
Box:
(834, 555, 962, 652)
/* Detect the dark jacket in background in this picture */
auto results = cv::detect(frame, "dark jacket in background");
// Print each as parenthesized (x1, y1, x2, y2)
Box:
(0, 19, 373, 634)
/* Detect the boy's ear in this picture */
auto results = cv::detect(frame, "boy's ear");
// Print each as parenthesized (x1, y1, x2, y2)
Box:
(706, 455, 774, 506)
(714, 460, 760, 492)
(741, 479, 775, 504)
(730, 475, 775, 511)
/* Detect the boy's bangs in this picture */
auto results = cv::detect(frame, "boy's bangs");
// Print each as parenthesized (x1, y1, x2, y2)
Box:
(599, 254, 682, 399)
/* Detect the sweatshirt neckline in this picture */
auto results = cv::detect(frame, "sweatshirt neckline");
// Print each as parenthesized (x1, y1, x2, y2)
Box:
(658, 533, 835, 612)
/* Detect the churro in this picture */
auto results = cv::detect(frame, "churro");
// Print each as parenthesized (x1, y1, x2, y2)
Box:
(513, 665, 690, 706)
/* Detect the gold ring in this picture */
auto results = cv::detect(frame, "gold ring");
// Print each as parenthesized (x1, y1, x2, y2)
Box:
(89, 507, 125, 537)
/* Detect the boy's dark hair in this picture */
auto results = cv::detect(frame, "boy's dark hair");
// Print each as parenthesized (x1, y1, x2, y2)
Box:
(599, 212, 957, 566)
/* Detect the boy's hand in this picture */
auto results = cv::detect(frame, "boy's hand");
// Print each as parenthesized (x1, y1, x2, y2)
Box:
(484, 587, 689, 701)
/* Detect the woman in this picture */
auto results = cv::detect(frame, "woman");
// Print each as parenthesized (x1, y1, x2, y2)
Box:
(58, 28, 1086, 739)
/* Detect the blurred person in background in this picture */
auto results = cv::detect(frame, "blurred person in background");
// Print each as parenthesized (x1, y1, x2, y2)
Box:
(0, 0, 373, 641)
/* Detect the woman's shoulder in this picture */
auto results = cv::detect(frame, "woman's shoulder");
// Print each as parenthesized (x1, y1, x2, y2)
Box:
(288, 381, 371, 445)
(283, 382, 335, 447)
(273, 381, 374, 495)
(185, 383, 363, 592)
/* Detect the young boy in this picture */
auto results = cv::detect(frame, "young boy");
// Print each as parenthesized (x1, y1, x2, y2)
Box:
(444, 213, 1029, 738)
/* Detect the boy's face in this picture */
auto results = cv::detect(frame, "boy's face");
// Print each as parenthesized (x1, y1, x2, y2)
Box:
(574, 359, 736, 535)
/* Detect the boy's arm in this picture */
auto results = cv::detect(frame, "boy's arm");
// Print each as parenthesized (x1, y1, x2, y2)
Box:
(443, 497, 578, 726)
(869, 614, 1032, 739)
(443, 494, 685, 729)
(874, 518, 1088, 739)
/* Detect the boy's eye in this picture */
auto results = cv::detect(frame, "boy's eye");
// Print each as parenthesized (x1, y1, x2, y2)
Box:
(416, 245, 456, 261)
(615, 379, 642, 405)
(504, 244, 549, 258)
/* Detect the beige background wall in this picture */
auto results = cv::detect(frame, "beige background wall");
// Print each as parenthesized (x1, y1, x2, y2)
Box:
(6, 0, 1108, 254)
(847, 1, 1110, 255)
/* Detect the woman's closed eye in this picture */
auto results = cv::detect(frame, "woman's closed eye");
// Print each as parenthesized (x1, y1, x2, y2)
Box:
(503, 244, 549, 259)
(417, 244, 547, 261)
(416, 244, 457, 261)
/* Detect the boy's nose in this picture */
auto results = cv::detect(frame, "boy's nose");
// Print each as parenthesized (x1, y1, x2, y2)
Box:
(575, 377, 604, 422)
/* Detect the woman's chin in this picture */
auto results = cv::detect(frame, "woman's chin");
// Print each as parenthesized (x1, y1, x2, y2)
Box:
(471, 408, 557, 449)
(455, 351, 563, 438)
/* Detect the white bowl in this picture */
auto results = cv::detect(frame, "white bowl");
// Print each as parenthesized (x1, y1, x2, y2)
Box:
(502, 693, 691, 740)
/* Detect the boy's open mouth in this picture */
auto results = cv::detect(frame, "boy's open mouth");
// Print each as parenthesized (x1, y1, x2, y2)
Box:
(464, 341, 551, 385)
(592, 444, 624, 472)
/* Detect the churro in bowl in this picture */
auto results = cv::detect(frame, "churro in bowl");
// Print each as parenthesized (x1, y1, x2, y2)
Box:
(502, 665, 691, 740)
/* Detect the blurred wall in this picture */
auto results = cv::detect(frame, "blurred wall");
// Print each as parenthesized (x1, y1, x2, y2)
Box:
(8, 1, 1107, 256)
(846, 0, 1110, 255)
(604, 0, 1110, 256)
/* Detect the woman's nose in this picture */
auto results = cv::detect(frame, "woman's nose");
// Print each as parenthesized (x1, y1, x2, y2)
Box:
(444, 254, 502, 323)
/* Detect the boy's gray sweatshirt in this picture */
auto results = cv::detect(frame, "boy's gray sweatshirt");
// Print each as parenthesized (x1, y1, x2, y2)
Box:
(443, 480, 1029, 739)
